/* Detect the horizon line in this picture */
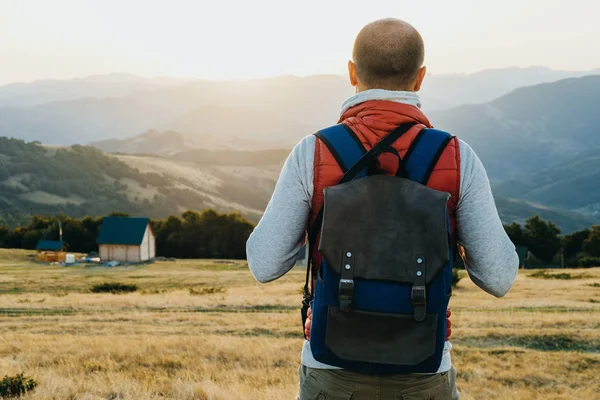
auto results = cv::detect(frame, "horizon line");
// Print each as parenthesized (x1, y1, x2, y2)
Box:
(3, 65, 600, 87)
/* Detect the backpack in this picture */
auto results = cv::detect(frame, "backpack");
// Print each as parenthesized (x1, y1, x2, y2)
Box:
(301, 122, 455, 374)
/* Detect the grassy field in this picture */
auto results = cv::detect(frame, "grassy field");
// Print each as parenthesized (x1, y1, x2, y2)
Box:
(0, 249, 599, 400)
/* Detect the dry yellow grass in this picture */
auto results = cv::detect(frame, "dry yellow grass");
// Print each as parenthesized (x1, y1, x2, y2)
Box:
(0, 248, 599, 399)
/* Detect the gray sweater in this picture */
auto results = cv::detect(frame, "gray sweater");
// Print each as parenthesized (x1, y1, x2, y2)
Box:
(246, 90, 519, 372)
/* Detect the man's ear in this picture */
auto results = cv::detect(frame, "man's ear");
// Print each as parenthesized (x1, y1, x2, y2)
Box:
(348, 60, 358, 87)
(412, 66, 427, 92)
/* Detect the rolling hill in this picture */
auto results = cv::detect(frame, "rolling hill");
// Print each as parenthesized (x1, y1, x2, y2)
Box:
(0, 137, 282, 227)
(165, 105, 314, 148)
(90, 104, 315, 154)
(430, 75, 600, 181)
(91, 130, 260, 155)
(91, 130, 215, 156)
(0, 136, 596, 233)
(493, 146, 600, 216)
(493, 198, 599, 233)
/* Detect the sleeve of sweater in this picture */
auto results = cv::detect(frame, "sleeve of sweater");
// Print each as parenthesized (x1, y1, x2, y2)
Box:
(456, 139, 520, 297)
(246, 135, 316, 283)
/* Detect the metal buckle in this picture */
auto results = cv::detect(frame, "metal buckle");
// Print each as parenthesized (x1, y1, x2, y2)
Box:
(339, 278, 354, 312)
(411, 285, 427, 321)
(411, 285, 426, 304)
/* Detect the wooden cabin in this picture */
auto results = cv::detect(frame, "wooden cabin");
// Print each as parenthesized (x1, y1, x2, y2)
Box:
(96, 217, 156, 263)
(36, 240, 66, 262)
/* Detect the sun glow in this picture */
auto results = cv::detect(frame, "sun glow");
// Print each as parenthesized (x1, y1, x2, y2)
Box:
(1, 0, 599, 85)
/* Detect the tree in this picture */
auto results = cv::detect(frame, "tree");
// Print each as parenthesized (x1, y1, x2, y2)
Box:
(109, 211, 130, 217)
(561, 228, 590, 262)
(504, 222, 526, 246)
(22, 230, 41, 250)
(524, 216, 561, 264)
(0, 225, 11, 247)
(582, 225, 600, 257)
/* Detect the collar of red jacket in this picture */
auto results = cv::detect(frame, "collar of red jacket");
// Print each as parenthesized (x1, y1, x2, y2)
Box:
(338, 100, 433, 129)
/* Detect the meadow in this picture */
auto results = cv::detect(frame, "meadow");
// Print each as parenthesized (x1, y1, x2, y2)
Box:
(0, 249, 599, 400)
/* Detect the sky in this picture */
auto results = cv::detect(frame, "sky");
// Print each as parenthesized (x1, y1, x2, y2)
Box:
(1, 0, 599, 85)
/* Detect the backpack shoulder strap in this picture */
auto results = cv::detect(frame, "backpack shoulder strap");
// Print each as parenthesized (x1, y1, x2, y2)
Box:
(314, 123, 367, 176)
(403, 128, 455, 185)
(303, 123, 367, 330)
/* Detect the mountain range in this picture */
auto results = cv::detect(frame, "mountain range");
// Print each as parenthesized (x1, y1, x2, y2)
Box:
(1, 67, 599, 146)
(431, 75, 600, 181)
(493, 147, 600, 217)
(2, 68, 600, 232)
(0, 73, 187, 108)
(421, 66, 600, 111)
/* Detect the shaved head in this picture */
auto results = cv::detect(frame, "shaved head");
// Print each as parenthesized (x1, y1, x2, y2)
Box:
(352, 18, 425, 90)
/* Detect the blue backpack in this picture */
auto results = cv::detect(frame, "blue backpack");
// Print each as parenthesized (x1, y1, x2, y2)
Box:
(301, 122, 455, 375)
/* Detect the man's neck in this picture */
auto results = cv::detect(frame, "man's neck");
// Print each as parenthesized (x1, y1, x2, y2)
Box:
(340, 89, 422, 116)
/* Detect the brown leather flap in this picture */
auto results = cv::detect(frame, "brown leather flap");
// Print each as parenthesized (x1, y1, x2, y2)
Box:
(319, 175, 450, 284)
(325, 306, 438, 365)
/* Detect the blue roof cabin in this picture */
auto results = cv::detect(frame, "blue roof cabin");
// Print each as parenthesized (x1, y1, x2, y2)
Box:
(36, 240, 65, 262)
(97, 217, 156, 262)
(36, 240, 64, 251)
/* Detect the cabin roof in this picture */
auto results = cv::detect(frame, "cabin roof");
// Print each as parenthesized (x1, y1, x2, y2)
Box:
(36, 240, 63, 251)
(96, 217, 149, 245)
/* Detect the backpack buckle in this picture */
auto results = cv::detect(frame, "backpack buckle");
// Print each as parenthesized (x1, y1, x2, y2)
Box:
(339, 278, 354, 312)
(411, 285, 427, 322)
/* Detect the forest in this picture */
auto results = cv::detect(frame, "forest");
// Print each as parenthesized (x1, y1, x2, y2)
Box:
(504, 216, 600, 268)
(0, 209, 253, 260)
(1, 209, 599, 267)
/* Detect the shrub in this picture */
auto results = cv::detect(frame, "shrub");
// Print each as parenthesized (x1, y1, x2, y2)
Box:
(0, 373, 37, 397)
(189, 286, 226, 295)
(578, 257, 600, 268)
(529, 270, 589, 280)
(90, 282, 138, 294)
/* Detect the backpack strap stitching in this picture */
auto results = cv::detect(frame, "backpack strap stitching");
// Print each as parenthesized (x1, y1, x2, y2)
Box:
(422, 135, 455, 185)
(314, 123, 368, 174)
(340, 124, 367, 154)
(402, 128, 455, 184)
(314, 132, 348, 173)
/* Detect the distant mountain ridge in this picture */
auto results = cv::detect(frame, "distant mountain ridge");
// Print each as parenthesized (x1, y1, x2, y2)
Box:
(91, 130, 229, 156)
(165, 105, 315, 148)
(422, 66, 600, 110)
(493, 146, 600, 217)
(0, 75, 342, 145)
(430, 75, 600, 181)
(1, 67, 599, 147)
(0, 73, 187, 108)
(494, 197, 599, 233)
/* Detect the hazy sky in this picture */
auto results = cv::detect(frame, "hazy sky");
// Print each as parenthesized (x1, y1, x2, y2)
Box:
(1, 0, 599, 85)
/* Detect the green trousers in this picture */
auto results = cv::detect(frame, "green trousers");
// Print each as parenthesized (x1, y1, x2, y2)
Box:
(297, 365, 459, 400)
